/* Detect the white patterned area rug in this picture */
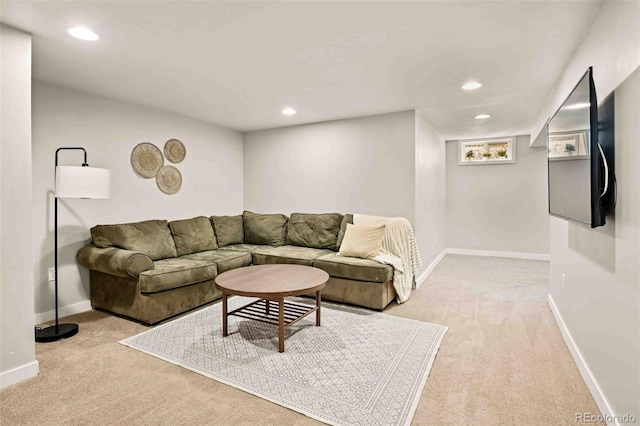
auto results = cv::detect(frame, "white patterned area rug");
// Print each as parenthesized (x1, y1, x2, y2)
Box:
(120, 297, 448, 426)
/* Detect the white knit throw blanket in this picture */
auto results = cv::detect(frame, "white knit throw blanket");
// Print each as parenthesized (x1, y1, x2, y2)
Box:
(354, 214, 422, 303)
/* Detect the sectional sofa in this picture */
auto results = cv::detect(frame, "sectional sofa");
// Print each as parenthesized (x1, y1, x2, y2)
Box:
(77, 211, 396, 325)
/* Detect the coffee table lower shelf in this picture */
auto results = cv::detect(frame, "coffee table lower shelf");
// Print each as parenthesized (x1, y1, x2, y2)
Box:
(221, 294, 322, 353)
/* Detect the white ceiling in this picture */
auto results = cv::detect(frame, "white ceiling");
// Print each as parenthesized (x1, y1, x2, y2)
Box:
(1, 1, 602, 139)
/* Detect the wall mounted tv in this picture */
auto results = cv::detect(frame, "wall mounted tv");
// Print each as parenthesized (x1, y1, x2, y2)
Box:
(547, 67, 615, 228)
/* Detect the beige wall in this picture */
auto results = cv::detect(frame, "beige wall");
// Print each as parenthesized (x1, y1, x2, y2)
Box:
(243, 111, 416, 221)
(0, 25, 38, 389)
(445, 135, 549, 255)
(31, 82, 244, 321)
(538, 1, 640, 420)
(414, 111, 447, 278)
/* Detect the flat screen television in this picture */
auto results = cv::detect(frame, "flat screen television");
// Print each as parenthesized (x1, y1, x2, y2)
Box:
(547, 67, 615, 228)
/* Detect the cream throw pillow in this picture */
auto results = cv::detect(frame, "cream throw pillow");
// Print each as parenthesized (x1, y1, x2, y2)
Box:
(339, 223, 386, 259)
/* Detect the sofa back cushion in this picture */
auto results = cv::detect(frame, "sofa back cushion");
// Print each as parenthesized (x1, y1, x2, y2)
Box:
(336, 214, 354, 250)
(90, 219, 177, 260)
(210, 215, 244, 247)
(243, 211, 288, 247)
(286, 213, 343, 250)
(169, 216, 218, 256)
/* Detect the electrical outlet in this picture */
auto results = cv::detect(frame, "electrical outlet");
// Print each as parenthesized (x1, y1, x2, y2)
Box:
(48, 267, 56, 282)
(562, 273, 566, 291)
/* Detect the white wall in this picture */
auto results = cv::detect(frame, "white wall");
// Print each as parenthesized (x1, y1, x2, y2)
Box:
(530, 1, 640, 147)
(243, 111, 416, 221)
(538, 1, 640, 421)
(244, 109, 451, 287)
(414, 111, 447, 279)
(549, 67, 639, 424)
(0, 25, 38, 389)
(32, 82, 244, 321)
(445, 135, 549, 255)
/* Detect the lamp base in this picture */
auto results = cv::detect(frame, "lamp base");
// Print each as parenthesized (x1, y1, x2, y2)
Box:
(35, 323, 79, 343)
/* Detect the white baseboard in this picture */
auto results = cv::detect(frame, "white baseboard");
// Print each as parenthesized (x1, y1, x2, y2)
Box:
(547, 294, 618, 426)
(415, 249, 447, 289)
(446, 248, 550, 261)
(34, 300, 92, 326)
(0, 360, 39, 390)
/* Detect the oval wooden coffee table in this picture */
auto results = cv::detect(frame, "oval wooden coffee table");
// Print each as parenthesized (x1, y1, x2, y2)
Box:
(214, 264, 329, 353)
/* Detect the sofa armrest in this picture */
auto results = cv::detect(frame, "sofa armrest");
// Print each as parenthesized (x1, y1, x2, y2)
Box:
(77, 246, 154, 278)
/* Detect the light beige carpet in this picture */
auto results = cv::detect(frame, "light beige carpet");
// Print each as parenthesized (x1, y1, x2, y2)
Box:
(1, 254, 604, 425)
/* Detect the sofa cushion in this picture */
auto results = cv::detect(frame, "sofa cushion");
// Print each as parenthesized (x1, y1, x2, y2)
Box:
(169, 216, 218, 256)
(217, 243, 269, 253)
(252, 245, 334, 266)
(313, 253, 393, 283)
(243, 211, 288, 246)
(339, 223, 385, 259)
(286, 213, 343, 250)
(139, 258, 217, 293)
(210, 215, 244, 247)
(90, 219, 177, 260)
(181, 250, 252, 273)
(335, 214, 354, 250)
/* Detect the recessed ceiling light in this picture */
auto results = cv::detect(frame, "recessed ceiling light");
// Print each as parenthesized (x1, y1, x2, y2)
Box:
(68, 27, 100, 41)
(475, 114, 491, 120)
(282, 107, 296, 116)
(462, 82, 482, 90)
(563, 102, 591, 110)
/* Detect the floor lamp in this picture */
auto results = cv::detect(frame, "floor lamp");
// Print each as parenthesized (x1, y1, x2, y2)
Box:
(35, 147, 111, 343)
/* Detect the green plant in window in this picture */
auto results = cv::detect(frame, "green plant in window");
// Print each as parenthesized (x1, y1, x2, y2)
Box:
(482, 152, 492, 158)
(496, 149, 507, 158)
(465, 150, 475, 160)
(564, 144, 576, 153)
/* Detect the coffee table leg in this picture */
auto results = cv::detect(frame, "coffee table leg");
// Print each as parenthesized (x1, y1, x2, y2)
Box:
(222, 292, 228, 337)
(316, 290, 322, 326)
(278, 298, 285, 353)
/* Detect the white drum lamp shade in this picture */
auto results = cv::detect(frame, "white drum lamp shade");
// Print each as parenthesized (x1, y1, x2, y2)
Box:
(55, 166, 111, 199)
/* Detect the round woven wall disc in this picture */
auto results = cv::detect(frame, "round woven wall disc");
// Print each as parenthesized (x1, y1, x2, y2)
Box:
(164, 138, 186, 163)
(156, 165, 182, 195)
(131, 142, 163, 178)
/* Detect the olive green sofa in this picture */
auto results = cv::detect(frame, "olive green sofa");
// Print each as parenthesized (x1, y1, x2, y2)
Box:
(77, 211, 395, 325)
